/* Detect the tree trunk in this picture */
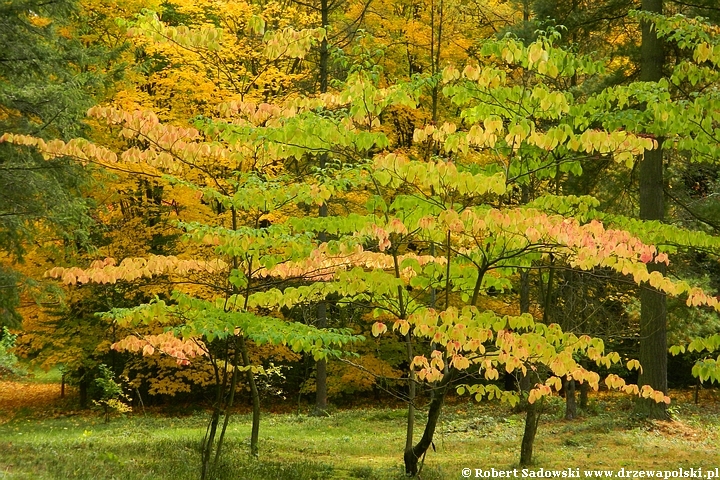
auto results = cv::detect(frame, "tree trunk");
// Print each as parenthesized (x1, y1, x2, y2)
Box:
(313, 357, 328, 415)
(404, 371, 454, 477)
(78, 367, 88, 409)
(239, 335, 261, 456)
(518, 268, 541, 466)
(312, 0, 331, 417)
(579, 379, 589, 410)
(518, 367, 541, 466)
(520, 400, 540, 466)
(637, 0, 668, 420)
(405, 333, 416, 452)
(312, 190, 329, 417)
(201, 355, 228, 480)
(213, 338, 242, 467)
(429, 0, 444, 122)
(564, 378, 577, 420)
(312, 302, 329, 416)
(318, 0, 329, 94)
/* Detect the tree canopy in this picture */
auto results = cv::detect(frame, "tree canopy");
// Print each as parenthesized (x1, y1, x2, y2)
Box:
(1, 0, 720, 477)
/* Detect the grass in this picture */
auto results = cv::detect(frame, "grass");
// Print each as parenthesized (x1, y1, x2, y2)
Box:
(25, 367, 65, 384)
(0, 385, 719, 479)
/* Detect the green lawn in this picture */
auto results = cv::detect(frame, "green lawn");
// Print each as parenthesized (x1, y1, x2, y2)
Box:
(1, 388, 719, 479)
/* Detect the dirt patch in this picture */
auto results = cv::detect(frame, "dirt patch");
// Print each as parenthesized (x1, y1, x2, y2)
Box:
(646, 419, 705, 440)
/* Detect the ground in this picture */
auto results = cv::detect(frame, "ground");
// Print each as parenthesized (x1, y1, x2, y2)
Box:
(0, 378, 719, 479)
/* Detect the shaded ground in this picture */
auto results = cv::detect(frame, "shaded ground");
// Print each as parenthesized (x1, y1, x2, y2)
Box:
(0, 380, 79, 422)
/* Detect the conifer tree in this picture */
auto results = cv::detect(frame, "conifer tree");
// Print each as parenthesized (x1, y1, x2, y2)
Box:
(0, 0, 112, 327)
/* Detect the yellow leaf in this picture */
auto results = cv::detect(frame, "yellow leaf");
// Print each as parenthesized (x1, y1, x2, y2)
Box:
(527, 43, 544, 67)
(371, 322, 387, 337)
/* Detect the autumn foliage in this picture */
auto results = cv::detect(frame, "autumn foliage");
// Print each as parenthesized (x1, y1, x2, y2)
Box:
(2, 0, 720, 477)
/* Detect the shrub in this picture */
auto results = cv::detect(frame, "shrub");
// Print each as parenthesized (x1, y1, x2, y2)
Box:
(0, 326, 24, 377)
(94, 363, 132, 422)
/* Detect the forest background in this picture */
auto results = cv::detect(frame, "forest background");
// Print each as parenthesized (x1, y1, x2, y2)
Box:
(1, 0, 720, 477)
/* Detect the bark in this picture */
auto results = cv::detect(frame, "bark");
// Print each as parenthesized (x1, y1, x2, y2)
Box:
(312, 0, 330, 416)
(579, 379, 589, 410)
(405, 333, 416, 452)
(637, 0, 668, 420)
(637, 273, 668, 418)
(312, 356, 328, 415)
(312, 301, 329, 417)
(201, 355, 228, 480)
(429, 0, 443, 122)
(520, 401, 540, 466)
(240, 335, 261, 456)
(519, 270, 530, 314)
(214, 339, 242, 467)
(318, 0, 329, 94)
(564, 378, 577, 420)
(202, 409, 221, 480)
(518, 269, 541, 466)
(78, 367, 88, 409)
(404, 371, 455, 477)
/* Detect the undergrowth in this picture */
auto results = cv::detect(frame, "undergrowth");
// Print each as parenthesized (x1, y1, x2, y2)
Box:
(0, 387, 718, 479)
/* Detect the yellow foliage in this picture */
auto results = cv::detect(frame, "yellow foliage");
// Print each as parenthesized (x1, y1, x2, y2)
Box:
(303, 354, 403, 397)
(27, 15, 52, 27)
(125, 354, 215, 396)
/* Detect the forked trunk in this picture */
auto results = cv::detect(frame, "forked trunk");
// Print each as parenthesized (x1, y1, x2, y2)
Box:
(403, 370, 454, 477)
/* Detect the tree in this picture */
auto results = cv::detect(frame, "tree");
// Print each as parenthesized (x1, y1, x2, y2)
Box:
(7, 9, 720, 479)
(13, 0, 332, 408)
(636, 0, 668, 420)
(572, 8, 720, 409)
(634, 11, 720, 387)
(5, 15, 371, 476)
(498, 0, 720, 420)
(0, 0, 109, 327)
(376, 34, 720, 472)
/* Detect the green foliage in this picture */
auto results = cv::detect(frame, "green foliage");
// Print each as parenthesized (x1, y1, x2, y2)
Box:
(93, 364, 132, 423)
(0, 267, 22, 328)
(0, 0, 114, 325)
(0, 326, 25, 377)
(690, 356, 720, 384)
(8, 3, 720, 473)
